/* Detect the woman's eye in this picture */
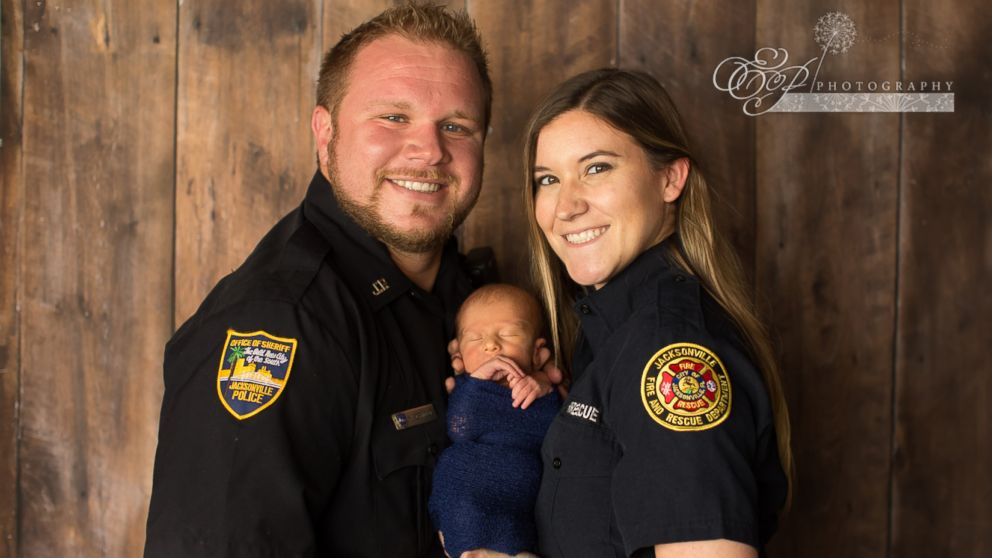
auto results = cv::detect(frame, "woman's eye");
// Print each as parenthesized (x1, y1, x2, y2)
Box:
(587, 163, 611, 175)
(535, 175, 558, 186)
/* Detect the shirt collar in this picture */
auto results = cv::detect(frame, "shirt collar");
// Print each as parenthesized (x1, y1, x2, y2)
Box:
(301, 170, 466, 312)
(573, 238, 683, 347)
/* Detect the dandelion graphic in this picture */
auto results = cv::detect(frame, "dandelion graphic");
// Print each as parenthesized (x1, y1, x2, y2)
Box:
(809, 12, 857, 92)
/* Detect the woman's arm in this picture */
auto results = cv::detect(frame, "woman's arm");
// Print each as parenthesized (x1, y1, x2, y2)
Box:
(457, 539, 755, 558)
(654, 539, 756, 558)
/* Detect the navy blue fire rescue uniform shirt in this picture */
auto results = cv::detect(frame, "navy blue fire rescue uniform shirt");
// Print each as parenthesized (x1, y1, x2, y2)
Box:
(535, 239, 787, 557)
(144, 171, 472, 557)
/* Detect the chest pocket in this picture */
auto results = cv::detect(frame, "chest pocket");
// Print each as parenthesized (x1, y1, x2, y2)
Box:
(539, 412, 623, 558)
(369, 402, 445, 557)
(370, 405, 442, 479)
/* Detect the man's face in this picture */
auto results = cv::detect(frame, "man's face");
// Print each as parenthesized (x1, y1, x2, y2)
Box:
(323, 34, 486, 254)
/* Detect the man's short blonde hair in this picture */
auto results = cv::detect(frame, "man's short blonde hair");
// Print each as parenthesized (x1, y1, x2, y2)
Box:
(316, 2, 492, 129)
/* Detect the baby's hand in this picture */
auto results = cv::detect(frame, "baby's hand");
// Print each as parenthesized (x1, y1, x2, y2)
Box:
(469, 355, 526, 383)
(508, 372, 552, 410)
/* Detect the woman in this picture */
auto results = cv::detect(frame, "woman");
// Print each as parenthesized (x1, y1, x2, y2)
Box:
(463, 69, 792, 558)
(528, 68, 791, 558)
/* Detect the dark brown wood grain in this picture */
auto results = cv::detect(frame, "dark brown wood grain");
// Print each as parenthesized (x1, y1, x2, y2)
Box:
(754, 2, 901, 557)
(322, 0, 465, 50)
(891, 1, 992, 555)
(174, 0, 322, 325)
(16, 0, 176, 555)
(0, 0, 25, 554)
(461, 0, 617, 285)
(620, 0, 757, 279)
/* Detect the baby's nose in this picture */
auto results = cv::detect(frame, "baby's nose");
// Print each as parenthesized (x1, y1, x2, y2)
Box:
(484, 337, 501, 352)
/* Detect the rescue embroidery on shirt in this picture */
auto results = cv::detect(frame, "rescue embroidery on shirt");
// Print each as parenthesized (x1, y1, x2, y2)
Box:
(564, 400, 601, 424)
(216, 329, 298, 420)
(640, 342, 731, 431)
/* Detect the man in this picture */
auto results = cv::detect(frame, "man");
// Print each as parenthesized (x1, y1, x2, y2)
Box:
(145, 5, 493, 556)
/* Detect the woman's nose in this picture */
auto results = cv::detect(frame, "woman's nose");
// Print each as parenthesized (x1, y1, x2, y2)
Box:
(555, 181, 587, 221)
(403, 124, 447, 166)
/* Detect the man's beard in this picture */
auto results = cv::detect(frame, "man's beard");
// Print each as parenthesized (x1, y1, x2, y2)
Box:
(325, 139, 475, 254)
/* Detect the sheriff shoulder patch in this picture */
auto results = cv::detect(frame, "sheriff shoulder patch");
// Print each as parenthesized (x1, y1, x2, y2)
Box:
(640, 342, 731, 432)
(216, 329, 298, 420)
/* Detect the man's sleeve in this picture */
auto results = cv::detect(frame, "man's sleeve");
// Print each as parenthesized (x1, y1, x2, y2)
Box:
(144, 299, 358, 558)
(609, 334, 769, 555)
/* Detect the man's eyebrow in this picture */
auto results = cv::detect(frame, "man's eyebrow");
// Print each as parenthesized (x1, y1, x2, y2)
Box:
(448, 110, 480, 123)
(533, 150, 621, 173)
(364, 100, 412, 111)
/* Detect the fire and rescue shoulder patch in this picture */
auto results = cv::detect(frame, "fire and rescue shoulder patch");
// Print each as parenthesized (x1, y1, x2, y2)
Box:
(216, 329, 298, 420)
(640, 342, 731, 432)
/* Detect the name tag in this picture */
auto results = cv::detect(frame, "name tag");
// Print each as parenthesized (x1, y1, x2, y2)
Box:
(565, 400, 601, 424)
(391, 404, 437, 430)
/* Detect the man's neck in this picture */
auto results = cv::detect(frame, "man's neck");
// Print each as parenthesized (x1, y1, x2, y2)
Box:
(389, 247, 443, 293)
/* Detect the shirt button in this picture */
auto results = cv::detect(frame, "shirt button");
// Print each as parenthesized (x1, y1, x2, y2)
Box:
(427, 443, 439, 456)
(674, 274, 686, 283)
(579, 304, 591, 315)
(552, 457, 562, 469)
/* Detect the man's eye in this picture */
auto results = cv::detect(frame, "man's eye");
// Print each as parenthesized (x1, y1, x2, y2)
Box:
(587, 163, 611, 175)
(535, 175, 558, 186)
(382, 115, 407, 123)
(442, 122, 469, 134)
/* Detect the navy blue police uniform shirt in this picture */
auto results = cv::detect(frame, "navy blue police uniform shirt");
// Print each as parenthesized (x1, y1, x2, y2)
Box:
(144, 171, 472, 558)
(535, 240, 787, 558)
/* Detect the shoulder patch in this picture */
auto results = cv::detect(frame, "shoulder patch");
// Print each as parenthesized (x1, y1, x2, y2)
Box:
(640, 342, 731, 432)
(216, 329, 298, 420)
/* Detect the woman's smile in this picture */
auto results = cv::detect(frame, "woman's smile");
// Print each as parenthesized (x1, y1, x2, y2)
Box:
(562, 225, 609, 245)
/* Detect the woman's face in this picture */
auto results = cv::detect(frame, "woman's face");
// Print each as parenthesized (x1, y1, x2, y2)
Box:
(533, 110, 673, 289)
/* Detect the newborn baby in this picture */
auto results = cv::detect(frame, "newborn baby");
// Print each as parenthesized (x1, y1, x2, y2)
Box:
(429, 284, 561, 558)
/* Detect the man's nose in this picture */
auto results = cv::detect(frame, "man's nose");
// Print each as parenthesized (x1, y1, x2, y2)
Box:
(403, 124, 447, 166)
(555, 180, 588, 221)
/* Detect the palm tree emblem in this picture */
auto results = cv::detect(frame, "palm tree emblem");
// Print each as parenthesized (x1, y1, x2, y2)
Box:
(225, 345, 245, 384)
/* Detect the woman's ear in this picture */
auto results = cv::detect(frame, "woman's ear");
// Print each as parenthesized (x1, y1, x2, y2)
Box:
(661, 157, 690, 203)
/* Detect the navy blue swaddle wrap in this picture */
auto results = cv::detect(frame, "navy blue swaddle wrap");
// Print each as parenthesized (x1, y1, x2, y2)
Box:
(430, 374, 561, 558)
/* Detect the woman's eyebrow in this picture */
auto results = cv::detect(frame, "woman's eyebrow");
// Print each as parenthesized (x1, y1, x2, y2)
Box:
(534, 150, 622, 173)
(578, 150, 620, 162)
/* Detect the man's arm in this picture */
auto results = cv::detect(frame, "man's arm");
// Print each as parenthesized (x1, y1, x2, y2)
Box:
(144, 301, 357, 557)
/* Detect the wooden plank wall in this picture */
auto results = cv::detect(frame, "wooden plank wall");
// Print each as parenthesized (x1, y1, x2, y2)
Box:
(0, 0, 24, 555)
(757, 2, 901, 555)
(13, 1, 177, 556)
(0, 1, 988, 556)
(892, 1, 992, 555)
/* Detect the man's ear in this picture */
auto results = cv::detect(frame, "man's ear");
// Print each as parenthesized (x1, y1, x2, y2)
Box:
(660, 157, 690, 203)
(311, 105, 334, 170)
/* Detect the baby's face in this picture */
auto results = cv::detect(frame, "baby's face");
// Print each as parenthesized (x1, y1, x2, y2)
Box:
(458, 298, 540, 374)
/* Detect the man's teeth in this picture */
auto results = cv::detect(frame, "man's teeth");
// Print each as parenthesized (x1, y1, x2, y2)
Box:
(565, 227, 607, 244)
(392, 179, 441, 193)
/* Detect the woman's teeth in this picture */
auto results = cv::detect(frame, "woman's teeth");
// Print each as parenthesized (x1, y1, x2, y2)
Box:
(392, 179, 441, 193)
(565, 227, 607, 244)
